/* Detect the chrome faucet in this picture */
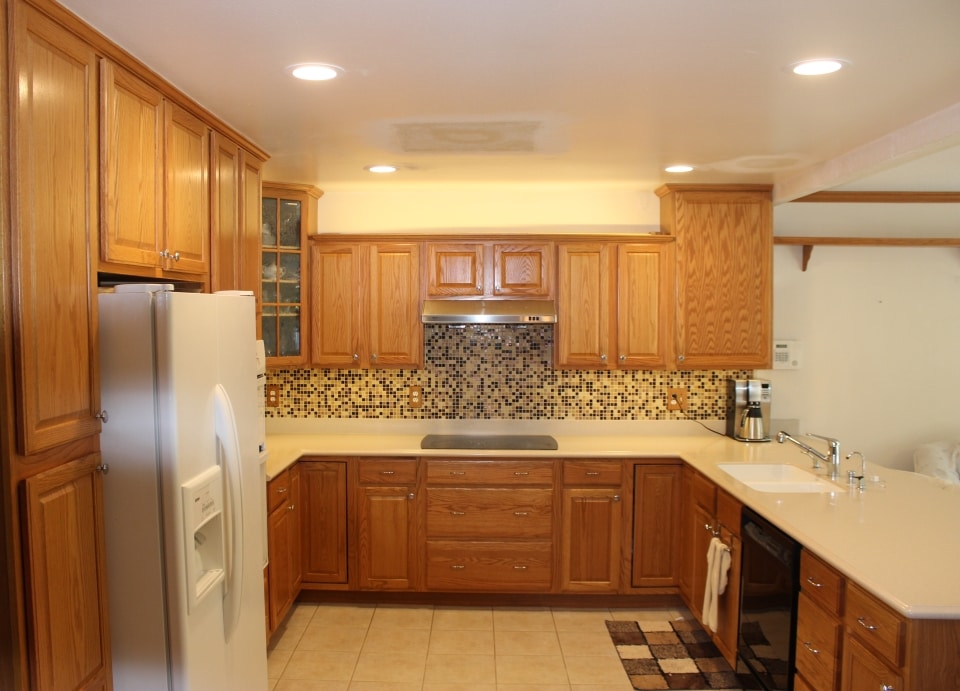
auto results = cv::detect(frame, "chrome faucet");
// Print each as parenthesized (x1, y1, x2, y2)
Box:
(776, 431, 842, 480)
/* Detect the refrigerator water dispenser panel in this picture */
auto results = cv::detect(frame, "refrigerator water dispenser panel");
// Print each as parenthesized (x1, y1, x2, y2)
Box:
(182, 465, 226, 612)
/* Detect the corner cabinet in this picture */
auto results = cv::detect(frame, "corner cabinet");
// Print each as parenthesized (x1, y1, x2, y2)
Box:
(261, 183, 322, 366)
(656, 184, 773, 369)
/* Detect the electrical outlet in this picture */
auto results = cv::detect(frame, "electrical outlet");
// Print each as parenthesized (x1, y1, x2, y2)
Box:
(266, 384, 280, 407)
(666, 387, 687, 411)
(409, 385, 423, 408)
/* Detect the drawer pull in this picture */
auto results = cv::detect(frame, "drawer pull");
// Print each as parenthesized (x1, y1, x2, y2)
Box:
(805, 576, 824, 588)
(856, 616, 879, 632)
(513, 565, 528, 570)
(802, 641, 820, 655)
(449, 471, 466, 476)
(276, 487, 288, 494)
(881, 685, 895, 691)
(379, 470, 396, 475)
(450, 511, 466, 516)
(514, 511, 529, 517)
(451, 564, 465, 570)
(585, 471, 601, 476)
(513, 471, 529, 477)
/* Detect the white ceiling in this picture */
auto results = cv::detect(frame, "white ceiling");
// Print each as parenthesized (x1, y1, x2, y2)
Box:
(59, 0, 960, 200)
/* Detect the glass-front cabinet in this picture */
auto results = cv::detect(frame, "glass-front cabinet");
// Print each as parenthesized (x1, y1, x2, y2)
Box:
(260, 183, 323, 366)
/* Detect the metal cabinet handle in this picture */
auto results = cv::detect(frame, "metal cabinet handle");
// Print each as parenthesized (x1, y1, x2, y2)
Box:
(96, 463, 110, 474)
(95, 410, 109, 423)
(613, 494, 621, 502)
(371, 353, 378, 361)
(513, 471, 529, 477)
(380, 470, 396, 475)
(449, 471, 465, 476)
(881, 685, 895, 691)
(856, 616, 879, 631)
(407, 492, 415, 500)
(600, 353, 607, 361)
(806, 576, 824, 588)
(585, 471, 600, 476)
(451, 564, 465, 570)
(276, 487, 288, 494)
(288, 504, 295, 511)
(514, 511, 529, 517)
(802, 641, 820, 655)
(450, 511, 465, 516)
(619, 354, 626, 361)
(513, 565, 527, 570)
(352, 353, 359, 361)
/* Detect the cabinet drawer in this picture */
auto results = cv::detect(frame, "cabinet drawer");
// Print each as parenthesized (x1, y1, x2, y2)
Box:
(562, 460, 622, 486)
(426, 488, 552, 538)
(267, 469, 291, 513)
(795, 593, 841, 691)
(800, 550, 844, 616)
(845, 582, 905, 667)
(357, 459, 417, 485)
(425, 540, 552, 591)
(715, 489, 741, 534)
(688, 469, 716, 512)
(426, 459, 554, 485)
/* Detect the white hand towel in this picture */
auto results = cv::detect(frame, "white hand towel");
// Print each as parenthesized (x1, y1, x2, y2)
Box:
(702, 537, 721, 632)
(717, 543, 732, 597)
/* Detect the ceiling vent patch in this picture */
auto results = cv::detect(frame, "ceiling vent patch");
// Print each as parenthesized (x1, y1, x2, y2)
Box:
(394, 121, 541, 153)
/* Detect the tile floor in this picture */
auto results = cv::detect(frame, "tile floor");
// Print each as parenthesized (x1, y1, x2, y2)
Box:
(267, 602, 692, 690)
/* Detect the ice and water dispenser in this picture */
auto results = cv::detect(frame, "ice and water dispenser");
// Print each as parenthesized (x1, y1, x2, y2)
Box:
(181, 465, 226, 612)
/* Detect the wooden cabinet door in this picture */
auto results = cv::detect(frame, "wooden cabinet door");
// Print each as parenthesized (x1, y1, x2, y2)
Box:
(356, 485, 417, 590)
(300, 461, 348, 583)
(426, 242, 484, 296)
(631, 463, 680, 587)
(12, 4, 101, 454)
(164, 102, 210, 274)
(560, 488, 622, 592)
(713, 527, 742, 666)
(659, 185, 773, 369)
(688, 500, 714, 622)
(100, 59, 163, 268)
(841, 637, 903, 691)
(368, 243, 422, 367)
(210, 131, 241, 292)
(311, 243, 361, 367)
(267, 489, 294, 631)
(617, 243, 674, 368)
(493, 242, 553, 297)
(22, 453, 110, 690)
(239, 150, 264, 332)
(556, 243, 615, 368)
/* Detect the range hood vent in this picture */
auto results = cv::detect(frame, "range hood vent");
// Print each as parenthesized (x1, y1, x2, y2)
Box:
(421, 299, 557, 325)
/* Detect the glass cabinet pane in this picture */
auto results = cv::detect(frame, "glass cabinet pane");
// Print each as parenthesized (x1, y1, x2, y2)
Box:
(262, 198, 278, 248)
(279, 200, 302, 248)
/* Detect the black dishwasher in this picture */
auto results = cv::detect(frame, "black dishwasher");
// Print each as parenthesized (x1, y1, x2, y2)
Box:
(737, 508, 801, 691)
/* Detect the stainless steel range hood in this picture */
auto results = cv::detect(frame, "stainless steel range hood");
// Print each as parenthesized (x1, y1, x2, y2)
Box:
(421, 299, 557, 325)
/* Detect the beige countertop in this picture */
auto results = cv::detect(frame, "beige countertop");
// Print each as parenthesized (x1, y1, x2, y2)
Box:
(264, 418, 960, 620)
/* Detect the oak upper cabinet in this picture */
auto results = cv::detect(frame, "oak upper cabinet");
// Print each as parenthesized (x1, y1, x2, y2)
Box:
(299, 460, 348, 584)
(656, 184, 773, 369)
(12, 2, 102, 454)
(425, 241, 553, 297)
(22, 453, 111, 690)
(163, 102, 210, 274)
(556, 240, 673, 369)
(261, 183, 321, 365)
(631, 462, 681, 588)
(560, 460, 623, 593)
(354, 459, 418, 590)
(311, 240, 421, 368)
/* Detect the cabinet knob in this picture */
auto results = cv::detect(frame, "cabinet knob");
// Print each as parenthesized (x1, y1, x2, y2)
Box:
(407, 492, 415, 500)
(288, 503, 295, 511)
(600, 353, 607, 361)
(95, 410, 109, 423)
(352, 353, 359, 361)
(371, 353, 378, 361)
(96, 463, 110, 475)
(678, 354, 685, 362)
(613, 494, 621, 502)
(619, 354, 626, 361)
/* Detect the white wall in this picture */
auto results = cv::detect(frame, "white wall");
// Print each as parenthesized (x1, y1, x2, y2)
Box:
(759, 244, 960, 470)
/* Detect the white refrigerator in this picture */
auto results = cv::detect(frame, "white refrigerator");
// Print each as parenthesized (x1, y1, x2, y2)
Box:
(99, 284, 268, 690)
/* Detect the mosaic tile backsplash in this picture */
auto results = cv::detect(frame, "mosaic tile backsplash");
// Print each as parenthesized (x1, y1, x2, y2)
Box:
(265, 324, 750, 420)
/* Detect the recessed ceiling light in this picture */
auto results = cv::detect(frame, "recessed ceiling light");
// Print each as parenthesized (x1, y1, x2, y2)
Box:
(665, 164, 694, 173)
(789, 59, 848, 76)
(365, 164, 398, 174)
(288, 63, 343, 81)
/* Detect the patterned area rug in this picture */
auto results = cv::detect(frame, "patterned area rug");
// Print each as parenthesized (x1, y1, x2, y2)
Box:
(606, 618, 742, 691)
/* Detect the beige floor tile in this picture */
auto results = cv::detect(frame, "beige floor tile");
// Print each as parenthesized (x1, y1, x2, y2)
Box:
(423, 684, 497, 691)
(433, 606, 495, 630)
(281, 650, 359, 682)
(557, 630, 620, 657)
(495, 683, 572, 690)
(268, 648, 293, 680)
(361, 626, 431, 655)
(347, 683, 421, 691)
(429, 628, 496, 655)
(351, 651, 427, 684)
(570, 684, 635, 691)
(311, 604, 377, 628)
(268, 676, 278, 690)
(495, 630, 562, 656)
(369, 604, 435, 630)
(424, 652, 497, 684)
(496, 654, 570, 685)
(274, 681, 350, 691)
(563, 655, 631, 685)
(272, 622, 309, 652)
(297, 625, 368, 653)
(286, 604, 319, 628)
(493, 608, 557, 632)
(552, 609, 613, 632)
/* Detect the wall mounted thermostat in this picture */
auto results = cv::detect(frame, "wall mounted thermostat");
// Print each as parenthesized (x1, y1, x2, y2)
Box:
(772, 340, 802, 370)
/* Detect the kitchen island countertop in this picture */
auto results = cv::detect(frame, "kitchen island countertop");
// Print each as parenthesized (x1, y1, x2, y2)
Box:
(265, 418, 960, 620)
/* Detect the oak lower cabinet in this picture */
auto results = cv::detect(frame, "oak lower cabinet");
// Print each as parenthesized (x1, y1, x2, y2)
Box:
(354, 459, 418, 590)
(795, 550, 844, 691)
(424, 459, 554, 591)
(311, 240, 422, 368)
(656, 184, 773, 369)
(560, 460, 623, 592)
(266, 465, 301, 635)
(21, 453, 111, 690)
(300, 460, 348, 585)
(631, 462, 681, 588)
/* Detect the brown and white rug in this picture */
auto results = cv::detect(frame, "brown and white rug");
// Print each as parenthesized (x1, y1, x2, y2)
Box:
(606, 618, 742, 691)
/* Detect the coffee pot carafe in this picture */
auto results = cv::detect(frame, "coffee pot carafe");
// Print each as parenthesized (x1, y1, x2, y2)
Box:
(739, 401, 765, 441)
(726, 378, 772, 442)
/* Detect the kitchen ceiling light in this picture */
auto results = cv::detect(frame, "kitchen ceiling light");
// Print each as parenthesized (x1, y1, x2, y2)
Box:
(789, 59, 847, 76)
(365, 164, 398, 174)
(665, 164, 694, 173)
(288, 63, 343, 81)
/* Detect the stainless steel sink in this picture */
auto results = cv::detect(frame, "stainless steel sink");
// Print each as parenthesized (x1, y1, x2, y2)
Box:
(420, 434, 558, 451)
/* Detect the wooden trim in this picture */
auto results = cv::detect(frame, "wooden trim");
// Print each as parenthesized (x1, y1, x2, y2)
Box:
(774, 236, 960, 271)
(793, 191, 960, 203)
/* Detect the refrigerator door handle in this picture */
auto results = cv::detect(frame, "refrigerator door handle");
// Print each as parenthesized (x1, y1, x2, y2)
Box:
(213, 384, 244, 640)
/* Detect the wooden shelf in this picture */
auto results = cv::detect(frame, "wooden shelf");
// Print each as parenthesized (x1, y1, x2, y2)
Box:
(775, 236, 960, 271)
